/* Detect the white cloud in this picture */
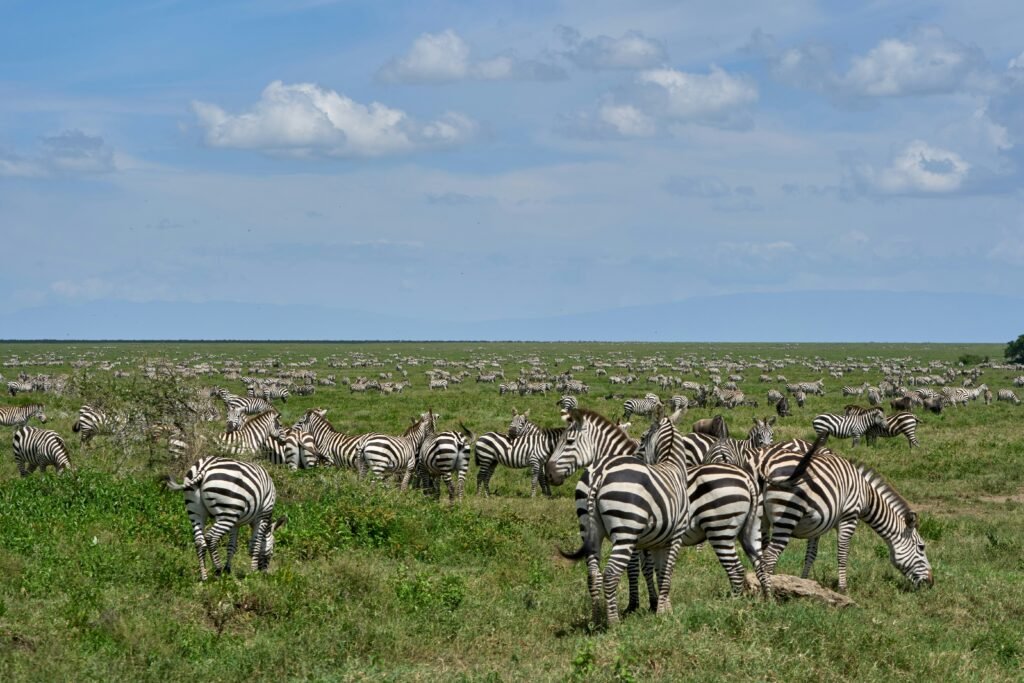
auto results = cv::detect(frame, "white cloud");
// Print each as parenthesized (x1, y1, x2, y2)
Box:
(638, 66, 758, 122)
(853, 140, 971, 195)
(558, 26, 667, 70)
(192, 81, 477, 157)
(772, 26, 994, 99)
(378, 29, 564, 83)
(0, 129, 116, 178)
(598, 103, 656, 137)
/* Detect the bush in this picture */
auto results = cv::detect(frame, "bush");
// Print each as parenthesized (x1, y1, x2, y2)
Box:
(1006, 334, 1024, 364)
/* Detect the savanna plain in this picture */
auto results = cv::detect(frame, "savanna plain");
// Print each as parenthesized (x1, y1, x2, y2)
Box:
(0, 341, 1021, 682)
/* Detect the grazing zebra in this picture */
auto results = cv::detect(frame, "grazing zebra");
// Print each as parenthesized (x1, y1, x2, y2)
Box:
(500, 410, 566, 497)
(13, 425, 72, 475)
(557, 409, 691, 625)
(216, 411, 283, 456)
(418, 424, 473, 505)
(72, 404, 121, 445)
(166, 456, 286, 581)
(997, 389, 1021, 405)
(757, 444, 933, 594)
(941, 386, 983, 408)
(252, 385, 290, 403)
(211, 387, 274, 431)
(0, 404, 46, 427)
(812, 408, 887, 447)
(775, 395, 791, 418)
(498, 382, 518, 396)
(428, 379, 448, 391)
(842, 383, 869, 397)
(793, 390, 806, 407)
(293, 408, 367, 470)
(7, 380, 34, 396)
(668, 395, 689, 413)
(473, 430, 513, 496)
(360, 412, 437, 489)
(766, 389, 784, 405)
(262, 427, 322, 471)
(622, 393, 662, 420)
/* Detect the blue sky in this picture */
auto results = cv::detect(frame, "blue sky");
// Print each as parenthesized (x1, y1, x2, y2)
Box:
(1, 1, 1022, 340)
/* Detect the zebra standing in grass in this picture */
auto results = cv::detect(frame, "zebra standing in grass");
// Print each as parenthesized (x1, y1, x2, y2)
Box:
(13, 425, 72, 476)
(845, 407, 921, 449)
(418, 424, 473, 505)
(622, 393, 662, 420)
(428, 379, 448, 391)
(0, 404, 46, 427)
(72, 404, 121, 445)
(262, 427, 322, 471)
(7, 380, 34, 396)
(557, 409, 691, 625)
(293, 408, 368, 470)
(997, 389, 1021, 405)
(216, 411, 284, 456)
(812, 408, 887, 447)
(166, 456, 287, 581)
(210, 387, 274, 432)
(557, 395, 579, 412)
(251, 385, 290, 403)
(360, 412, 437, 489)
(941, 385, 984, 408)
(502, 409, 566, 497)
(703, 417, 775, 467)
(757, 443, 933, 594)
(668, 395, 689, 414)
(473, 430, 513, 496)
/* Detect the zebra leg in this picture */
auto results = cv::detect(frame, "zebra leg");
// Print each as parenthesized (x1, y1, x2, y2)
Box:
(642, 550, 658, 612)
(442, 474, 456, 506)
(835, 517, 859, 592)
(204, 519, 236, 575)
(477, 463, 495, 497)
(399, 461, 415, 491)
(801, 537, 819, 579)
(586, 553, 604, 625)
(852, 433, 861, 447)
(190, 521, 210, 581)
(224, 527, 240, 575)
(625, 551, 640, 614)
(652, 540, 683, 614)
(759, 522, 796, 597)
(249, 519, 269, 572)
(602, 542, 634, 626)
(530, 460, 542, 498)
(708, 534, 746, 596)
(456, 472, 466, 501)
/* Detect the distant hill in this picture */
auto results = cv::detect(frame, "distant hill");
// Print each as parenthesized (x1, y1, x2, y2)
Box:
(0, 290, 1016, 342)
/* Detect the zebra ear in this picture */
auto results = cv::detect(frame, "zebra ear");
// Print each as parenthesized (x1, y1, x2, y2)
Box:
(524, 409, 530, 417)
(904, 511, 919, 529)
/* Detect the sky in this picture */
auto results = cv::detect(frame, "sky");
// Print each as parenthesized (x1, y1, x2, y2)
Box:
(1, 1, 1022, 341)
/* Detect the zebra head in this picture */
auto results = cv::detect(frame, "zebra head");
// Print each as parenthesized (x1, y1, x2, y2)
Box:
(508, 408, 530, 439)
(888, 510, 934, 589)
(748, 417, 775, 447)
(33, 406, 48, 424)
(868, 407, 887, 429)
(256, 516, 288, 572)
(225, 408, 243, 433)
(546, 410, 592, 486)
(293, 407, 327, 432)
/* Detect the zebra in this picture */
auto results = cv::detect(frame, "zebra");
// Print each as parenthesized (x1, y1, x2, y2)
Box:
(703, 417, 776, 467)
(557, 408, 691, 625)
(418, 424, 473, 505)
(668, 395, 689, 413)
(622, 393, 662, 420)
(498, 382, 518, 395)
(262, 427, 322, 471)
(166, 456, 287, 581)
(72, 404, 120, 445)
(997, 389, 1021, 405)
(147, 423, 197, 461)
(428, 379, 448, 391)
(210, 387, 274, 431)
(473, 430, 513, 496)
(766, 389, 784, 405)
(0, 404, 46, 427)
(842, 383, 870, 397)
(360, 411, 437, 489)
(775, 395, 791, 418)
(844, 406, 921, 449)
(757, 444, 933, 594)
(13, 425, 72, 475)
(941, 386, 983, 408)
(252, 385, 290, 403)
(501, 409, 566, 497)
(292, 408, 368, 470)
(216, 411, 284, 456)
(7, 380, 34, 396)
(557, 395, 579, 412)
(812, 408, 887, 447)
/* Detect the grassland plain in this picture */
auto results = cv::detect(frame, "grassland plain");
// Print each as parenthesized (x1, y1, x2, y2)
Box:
(0, 341, 1021, 682)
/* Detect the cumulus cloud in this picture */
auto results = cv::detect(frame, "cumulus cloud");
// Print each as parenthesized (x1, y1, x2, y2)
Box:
(769, 26, 994, 100)
(849, 140, 971, 195)
(378, 29, 564, 83)
(192, 81, 477, 157)
(0, 129, 116, 178)
(557, 26, 667, 70)
(637, 66, 758, 125)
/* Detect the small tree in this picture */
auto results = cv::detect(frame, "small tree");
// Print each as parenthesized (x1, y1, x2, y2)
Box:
(1006, 335, 1024, 364)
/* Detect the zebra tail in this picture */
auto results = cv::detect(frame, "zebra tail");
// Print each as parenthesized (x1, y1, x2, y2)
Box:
(72, 420, 81, 433)
(739, 481, 763, 566)
(164, 475, 186, 491)
(781, 432, 829, 486)
(559, 516, 600, 562)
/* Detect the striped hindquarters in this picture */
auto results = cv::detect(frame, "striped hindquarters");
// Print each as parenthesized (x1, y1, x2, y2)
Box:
(13, 425, 71, 475)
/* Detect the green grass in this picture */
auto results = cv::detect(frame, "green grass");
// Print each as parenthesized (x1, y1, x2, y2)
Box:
(0, 341, 1021, 681)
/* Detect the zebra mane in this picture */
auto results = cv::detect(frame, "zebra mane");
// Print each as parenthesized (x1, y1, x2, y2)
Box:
(856, 462, 914, 516)
(569, 408, 628, 434)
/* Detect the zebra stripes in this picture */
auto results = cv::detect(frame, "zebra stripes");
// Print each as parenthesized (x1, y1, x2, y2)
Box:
(703, 417, 775, 467)
(166, 456, 286, 581)
(997, 389, 1020, 405)
(863, 412, 920, 449)
(13, 425, 72, 475)
(216, 411, 283, 456)
(360, 412, 436, 489)
(0, 404, 46, 427)
(7, 380, 35, 396)
(293, 408, 367, 470)
(473, 431, 513, 496)
(500, 410, 566, 497)
(558, 408, 691, 625)
(622, 393, 662, 420)
(418, 425, 473, 504)
(262, 427, 322, 471)
(758, 444, 933, 594)
(210, 387, 274, 432)
(72, 404, 118, 444)
(812, 408, 887, 446)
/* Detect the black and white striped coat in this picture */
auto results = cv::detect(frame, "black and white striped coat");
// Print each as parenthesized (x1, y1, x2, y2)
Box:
(166, 456, 286, 581)
(0, 404, 46, 427)
(862, 412, 920, 449)
(262, 427, 322, 471)
(757, 444, 933, 594)
(360, 412, 436, 489)
(622, 393, 662, 420)
(503, 410, 566, 497)
(216, 411, 283, 456)
(13, 425, 72, 475)
(997, 389, 1020, 405)
(293, 408, 368, 470)
(418, 426, 473, 504)
(7, 380, 35, 396)
(72, 404, 120, 444)
(812, 409, 887, 447)
(473, 430, 513, 496)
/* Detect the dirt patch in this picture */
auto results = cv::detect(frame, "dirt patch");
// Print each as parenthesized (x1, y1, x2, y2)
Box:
(978, 492, 1024, 504)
